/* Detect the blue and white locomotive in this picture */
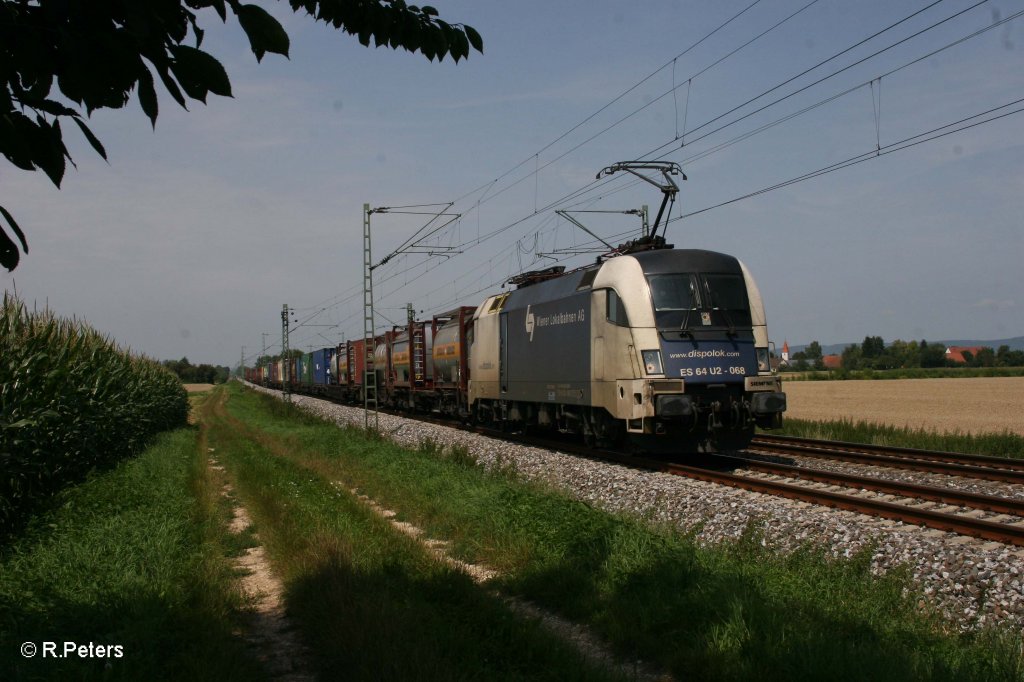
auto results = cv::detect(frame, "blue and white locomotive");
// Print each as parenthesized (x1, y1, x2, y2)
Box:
(468, 245, 786, 452)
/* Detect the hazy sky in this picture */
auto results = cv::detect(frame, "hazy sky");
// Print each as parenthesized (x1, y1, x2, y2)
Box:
(3, 0, 1022, 366)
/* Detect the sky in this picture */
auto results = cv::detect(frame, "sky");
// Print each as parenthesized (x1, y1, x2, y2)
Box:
(2, 0, 1022, 367)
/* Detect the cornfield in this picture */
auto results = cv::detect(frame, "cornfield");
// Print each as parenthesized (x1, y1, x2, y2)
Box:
(0, 293, 188, 536)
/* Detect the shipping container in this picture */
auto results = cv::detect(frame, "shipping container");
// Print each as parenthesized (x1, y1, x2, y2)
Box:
(299, 353, 313, 385)
(312, 347, 333, 386)
(391, 323, 434, 388)
(331, 344, 342, 385)
(349, 339, 368, 386)
(374, 332, 396, 392)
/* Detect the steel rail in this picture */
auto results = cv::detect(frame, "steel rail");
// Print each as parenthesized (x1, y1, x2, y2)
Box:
(749, 435, 1024, 484)
(753, 434, 1024, 471)
(712, 453, 1024, 516)
(647, 458, 1024, 547)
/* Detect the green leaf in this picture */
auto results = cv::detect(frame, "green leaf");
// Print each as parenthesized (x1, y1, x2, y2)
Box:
(137, 67, 159, 126)
(155, 65, 187, 109)
(29, 118, 66, 187)
(0, 206, 26, 253)
(212, 0, 227, 22)
(464, 25, 483, 53)
(1, 227, 23, 271)
(31, 99, 78, 118)
(450, 29, 468, 62)
(170, 45, 232, 101)
(71, 117, 107, 161)
(237, 4, 290, 62)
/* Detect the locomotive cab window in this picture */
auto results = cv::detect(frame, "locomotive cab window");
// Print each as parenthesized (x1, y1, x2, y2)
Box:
(606, 289, 629, 327)
(701, 274, 752, 327)
(701, 275, 748, 311)
(577, 268, 599, 290)
(648, 272, 753, 329)
(487, 293, 509, 313)
(648, 274, 699, 311)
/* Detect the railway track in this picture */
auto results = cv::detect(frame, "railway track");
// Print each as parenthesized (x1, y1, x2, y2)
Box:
(749, 434, 1024, 484)
(475, 427, 1024, 547)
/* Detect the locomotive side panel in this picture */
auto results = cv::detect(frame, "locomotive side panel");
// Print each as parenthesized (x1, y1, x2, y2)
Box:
(590, 256, 659, 423)
(503, 290, 591, 405)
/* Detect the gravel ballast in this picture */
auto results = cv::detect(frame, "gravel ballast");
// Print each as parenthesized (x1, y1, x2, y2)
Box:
(250, 385, 1024, 633)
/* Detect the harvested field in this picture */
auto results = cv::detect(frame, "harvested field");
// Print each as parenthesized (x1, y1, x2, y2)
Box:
(184, 383, 215, 393)
(781, 376, 1024, 436)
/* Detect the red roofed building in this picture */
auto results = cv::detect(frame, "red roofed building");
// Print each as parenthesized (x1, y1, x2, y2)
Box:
(822, 354, 842, 369)
(944, 346, 987, 364)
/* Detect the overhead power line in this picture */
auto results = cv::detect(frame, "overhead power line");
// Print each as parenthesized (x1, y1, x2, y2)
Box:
(674, 96, 1024, 221)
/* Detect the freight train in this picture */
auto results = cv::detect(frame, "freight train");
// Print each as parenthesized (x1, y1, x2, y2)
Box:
(247, 245, 786, 453)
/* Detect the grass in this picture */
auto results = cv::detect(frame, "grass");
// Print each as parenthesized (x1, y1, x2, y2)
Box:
(0, 418, 265, 681)
(221, 384, 1024, 681)
(201, 386, 625, 681)
(766, 417, 1024, 460)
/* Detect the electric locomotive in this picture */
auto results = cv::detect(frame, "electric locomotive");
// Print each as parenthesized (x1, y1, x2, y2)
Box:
(467, 245, 785, 453)
(467, 161, 785, 452)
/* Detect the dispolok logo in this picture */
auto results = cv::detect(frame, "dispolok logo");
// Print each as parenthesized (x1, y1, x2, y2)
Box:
(525, 305, 535, 341)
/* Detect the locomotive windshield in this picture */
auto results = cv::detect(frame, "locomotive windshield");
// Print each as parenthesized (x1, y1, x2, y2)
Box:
(647, 273, 751, 329)
(649, 274, 698, 311)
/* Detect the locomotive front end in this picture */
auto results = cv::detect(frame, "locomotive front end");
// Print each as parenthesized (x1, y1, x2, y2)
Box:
(611, 249, 786, 452)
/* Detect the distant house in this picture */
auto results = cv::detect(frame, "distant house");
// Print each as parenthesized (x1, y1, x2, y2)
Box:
(944, 346, 987, 364)
(822, 354, 842, 369)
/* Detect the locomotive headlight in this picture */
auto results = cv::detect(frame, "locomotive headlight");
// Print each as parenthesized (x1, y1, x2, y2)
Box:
(642, 349, 664, 375)
(756, 347, 770, 373)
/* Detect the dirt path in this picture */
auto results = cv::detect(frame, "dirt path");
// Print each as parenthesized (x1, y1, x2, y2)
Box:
(345, 483, 672, 682)
(200, 389, 315, 681)
(781, 376, 1024, 435)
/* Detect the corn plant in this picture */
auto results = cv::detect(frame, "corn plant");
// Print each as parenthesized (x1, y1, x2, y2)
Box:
(1, 294, 187, 536)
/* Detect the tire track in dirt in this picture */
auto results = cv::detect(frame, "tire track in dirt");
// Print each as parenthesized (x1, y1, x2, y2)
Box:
(200, 389, 316, 681)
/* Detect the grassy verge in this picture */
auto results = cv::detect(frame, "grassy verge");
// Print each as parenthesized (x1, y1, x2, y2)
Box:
(0, 412, 265, 681)
(766, 417, 1024, 460)
(202, 386, 624, 681)
(223, 384, 1023, 682)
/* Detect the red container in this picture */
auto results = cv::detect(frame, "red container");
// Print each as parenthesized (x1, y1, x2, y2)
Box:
(349, 339, 367, 386)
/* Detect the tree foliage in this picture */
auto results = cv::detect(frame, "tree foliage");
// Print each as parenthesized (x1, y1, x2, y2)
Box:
(836, 337, 1024, 370)
(162, 356, 230, 383)
(0, 0, 483, 270)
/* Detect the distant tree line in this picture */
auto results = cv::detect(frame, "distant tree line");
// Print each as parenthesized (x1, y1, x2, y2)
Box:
(163, 357, 230, 384)
(246, 349, 304, 369)
(787, 341, 825, 371)
(785, 337, 1024, 371)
